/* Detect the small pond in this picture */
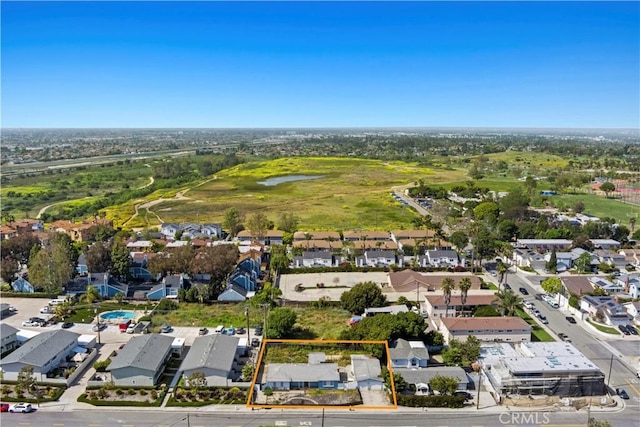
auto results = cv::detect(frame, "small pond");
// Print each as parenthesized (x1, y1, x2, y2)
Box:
(257, 175, 324, 186)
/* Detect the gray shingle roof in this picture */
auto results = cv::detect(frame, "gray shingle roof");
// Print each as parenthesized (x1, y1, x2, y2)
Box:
(179, 334, 238, 373)
(390, 338, 429, 361)
(351, 355, 382, 381)
(0, 330, 79, 367)
(265, 363, 339, 383)
(108, 334, 173, 372)
(0, 323, 19, 340)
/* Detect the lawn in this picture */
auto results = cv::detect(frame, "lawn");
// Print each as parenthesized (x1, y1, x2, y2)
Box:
(587, 320, 620, 335)
(553, 194, 640, 225)
(515, 308, 555, 342)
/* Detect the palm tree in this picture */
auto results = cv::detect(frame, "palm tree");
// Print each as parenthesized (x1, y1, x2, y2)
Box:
(497, 262, 508, 291)
(494, 289, 522, 316)
(84, 285, 101, 304)
(458, 277, 472, 317)
(441, 277, 456, 318)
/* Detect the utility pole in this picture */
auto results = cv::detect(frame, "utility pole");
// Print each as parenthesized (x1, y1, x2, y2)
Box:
(476, 367, 482, 410)
(606, 354, 614, 388)
(245, 306, 251, 346)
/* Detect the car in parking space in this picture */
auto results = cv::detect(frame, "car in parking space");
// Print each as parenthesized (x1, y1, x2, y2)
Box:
(536, 313, 549, 324)
(519, 287, 529, 295)
(92, 322, 107, 332)
(254, 326, 263, 336)
(198, 327, 208, 336)
(22, 320, 41, 327)
(626, 325, 638, 335)
(222, 327, 236, 336)
(565, 316, 576, 324)
(61, 322, 74, 329)
(616, 388, 630, 399)
(618, 325, 631, 335)
(160, 324, 173, 333)
(0, 403, 9, 412)
(523, 301, 534, 309)
(9, 403, 34, 413)
(236, 327, 246, 335)
(251, 338, 260, 347)
(40, 306, 52, 314)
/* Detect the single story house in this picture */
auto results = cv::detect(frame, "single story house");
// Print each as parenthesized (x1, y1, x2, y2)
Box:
(363, 305, 409, 317)
(263, 362, 340, 391)
(349, 354, 384, 390)
(0, 330, 80, 381)
(108, 334, 174, 386)
(217, 283, 250, 302)
(292, 251, 335, 268)
(580, 295, 630, 326)
(179, 334, 239, 386)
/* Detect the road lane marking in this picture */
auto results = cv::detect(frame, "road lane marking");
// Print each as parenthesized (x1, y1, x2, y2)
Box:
(627, 379, 640, 396)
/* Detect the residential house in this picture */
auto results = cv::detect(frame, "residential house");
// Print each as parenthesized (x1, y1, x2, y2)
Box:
(615, 275, 640, 299)
(126, 240, 153, 251)
(356, 250, 397, 268)
(394, 366, 468, 393)
(87, 272, 128, 298)
(236, 230, 284, 246)
(580, 295, 630, 326)
(423, 294, 497, 319)
(349, 355, 384, 390)
(623, 301, 640, 324)
(200, 223, 223, 239)
(0, 323, 19, 355)
(343, 230, 390, 242)
(217, 284, 249, 302)
(292, 251, 335, 268)
(619, 248, 640, 269)
(293, 231, 341, 242)
(263, 352, 340, 390)
(11, 276, 34, 293)
(108, 334, 174, 386)
(0, 225, 17, 240)
(352, 240, 399, 251)
(49, 218, 113, 242)
(9, 219, 45, 234)
(76, 253, 89, 276)
(160, 223, 181, 240)
(363, 305, 409, 317)
(292, 239, 343, 252)
(558, 276, 594, 309)
(514, 249, 546, 270)
(481, 342, 605, 398)
(588, 276, 625, 295)
(389, 338, 429, 369)
(594, 250, 627, 270)
(0, 330, 80, 381)
(129, 252, 155, 280)
(421, 249, 461, 268)
(590, 239, 621, 250)
(439, 317, 531, 344)
(146, 274, 186, 300)
(179, 334, 239, 386)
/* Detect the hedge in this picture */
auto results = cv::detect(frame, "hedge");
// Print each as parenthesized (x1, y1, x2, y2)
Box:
(397, 394, 466, 408)
(77, 392, 165, 407)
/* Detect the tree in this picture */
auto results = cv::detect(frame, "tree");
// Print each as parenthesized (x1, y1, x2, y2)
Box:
(16, 365, 37, 398)
(473, 305, 500, 317)
(599, 182, 616, 198)
(572, 235, 594, 251)
(27, 236, 75, 294)
(497, 262, 508, 290)
(242, 363, 255, 382)
(472, 227, 496, 267)
(340, 312, 427, 348)
(449, 231, 469, 255)
(267, 308, 297, 339)
(246, 212, 270, 241)
(429, 375, 459, 395)
(223, 207, 244, 237)
(187, 371, 207, 387)
(86, 242, 112, 273)
(458, 277, 472, 315)
(588, 419, 612, 427)
(442, 336, 481, 368)
(575, 252, 593, 273)
(251, 282, 282, 308)
(541, 277, 562, 303)
(340, 281, 387, 315)
(546, 250, 558, 274)
(110, 241, 131, 281)
(473, 202, 499, 224)
(441, 277, 455, 318)
(83, 285, 102, 304)
(1, 256, 19, 284)
(276, 212, 299, 233)
(573, 201, 585, 214)
(190, 245, 239, 298)
(499, 186, 530, 220)
(493, 289, 522, 316)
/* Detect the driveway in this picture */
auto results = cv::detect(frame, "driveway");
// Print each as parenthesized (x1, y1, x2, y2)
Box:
(359, 388, 391, 406)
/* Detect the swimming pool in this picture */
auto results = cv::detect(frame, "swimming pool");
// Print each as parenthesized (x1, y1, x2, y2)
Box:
(99, 310, 136, 322)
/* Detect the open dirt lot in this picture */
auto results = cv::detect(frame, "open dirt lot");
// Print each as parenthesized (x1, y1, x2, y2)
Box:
(280, 272, 390, 302)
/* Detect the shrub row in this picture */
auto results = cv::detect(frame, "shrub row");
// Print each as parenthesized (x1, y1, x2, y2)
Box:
(397, 394, 466, 408)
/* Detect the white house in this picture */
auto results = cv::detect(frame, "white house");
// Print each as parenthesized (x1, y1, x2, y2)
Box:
(179, 334, 239, 386)
(108, 334, 174, 386)
(389, 338, 429, 369)
(349, 354, 384, 390)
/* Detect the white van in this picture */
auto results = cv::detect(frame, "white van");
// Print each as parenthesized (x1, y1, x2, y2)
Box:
(214, 325, 224, 333)
(48, 298, 67, 306)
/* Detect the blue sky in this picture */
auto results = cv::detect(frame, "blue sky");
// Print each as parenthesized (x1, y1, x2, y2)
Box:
(1, 1, 638, 128)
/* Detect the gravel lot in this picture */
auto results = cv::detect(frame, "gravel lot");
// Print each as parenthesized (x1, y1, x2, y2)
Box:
(280, 272, 390, 302)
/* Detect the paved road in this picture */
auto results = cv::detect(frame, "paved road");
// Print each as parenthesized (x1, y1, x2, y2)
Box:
(0, 407, 635, 427)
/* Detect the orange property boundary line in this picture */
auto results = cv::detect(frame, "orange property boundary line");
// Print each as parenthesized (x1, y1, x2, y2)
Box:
(246, 339, 398, 410)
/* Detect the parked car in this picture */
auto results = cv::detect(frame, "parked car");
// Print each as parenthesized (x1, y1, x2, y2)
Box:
(222, 327, 236, 336)
(558, 333, 571, 342)
(453, 391, 473, 401)
(254, 326, 263, 336)
(22, 320, 41, 327)
(236, 327, 246, 334)
(9, 403, 34, 413)
(523, 301, 534, 309)
(126, 323, 137, 334)
(40, 306, 52, 314)
(565, 316, 576, 324)
(519, 287, 529, 295)
(251, 338, 260, 347)
(618, 325, 631, 335)
(92, 322, 107, 332)
(536, 313, 549, 324)
(503, 283, 511, 290)
(8, 306, 17, 312)
(626, 325, 638, 335)
(61, 322, 74, 329)
(199, 328, 208, 336)
(214, 325, 224, 333)
(0, 403, 9, 412)
(636, 371, 640, 379)
(616, 388, 630, 399)
(160, 324, 173, 333)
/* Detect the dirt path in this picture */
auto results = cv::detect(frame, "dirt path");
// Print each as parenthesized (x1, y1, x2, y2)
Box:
(120, 176, 217, 228)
